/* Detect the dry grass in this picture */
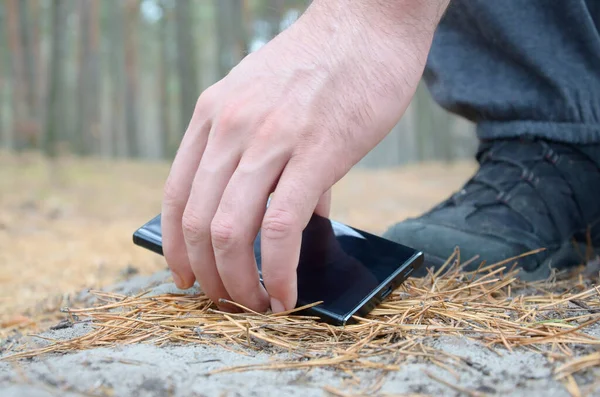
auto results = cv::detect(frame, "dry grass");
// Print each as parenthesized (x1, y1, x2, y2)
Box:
(4, 248, 600, 395)
(0, 151, 170, 330)
(0, 150, 475, 335)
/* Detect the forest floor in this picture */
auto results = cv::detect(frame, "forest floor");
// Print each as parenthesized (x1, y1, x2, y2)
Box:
(1, 151, 599, 397)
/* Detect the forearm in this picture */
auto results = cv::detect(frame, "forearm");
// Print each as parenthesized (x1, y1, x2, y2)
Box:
(291, 0, 449, 70)
(305, 0, 450, 39)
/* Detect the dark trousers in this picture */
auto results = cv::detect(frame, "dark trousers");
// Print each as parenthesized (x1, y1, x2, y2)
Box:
(424, 0, 600, 144)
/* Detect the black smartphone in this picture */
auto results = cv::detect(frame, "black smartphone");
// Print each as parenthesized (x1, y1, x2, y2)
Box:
(133, 213, 423, 326)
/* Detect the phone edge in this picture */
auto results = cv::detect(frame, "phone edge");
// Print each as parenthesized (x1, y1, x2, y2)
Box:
(295, 250, 424, 326)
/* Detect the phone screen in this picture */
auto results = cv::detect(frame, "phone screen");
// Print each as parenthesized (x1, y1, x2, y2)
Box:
(133, 213, 422, 324)
(254, 213, 420, 319)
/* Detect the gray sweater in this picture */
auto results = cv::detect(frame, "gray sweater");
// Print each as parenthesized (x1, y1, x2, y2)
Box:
(424, 0, 600, 144)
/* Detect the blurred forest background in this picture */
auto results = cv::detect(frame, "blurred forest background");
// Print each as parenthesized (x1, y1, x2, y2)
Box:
(1, 0, 481, 326)
(0, 0, 477, 168)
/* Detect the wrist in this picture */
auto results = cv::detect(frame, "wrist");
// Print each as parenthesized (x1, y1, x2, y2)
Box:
(305, 0, 449, 40)
(298, 0, 449, 64)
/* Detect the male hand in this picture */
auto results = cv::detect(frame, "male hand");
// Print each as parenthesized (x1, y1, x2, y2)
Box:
(161, 0, 447, 313)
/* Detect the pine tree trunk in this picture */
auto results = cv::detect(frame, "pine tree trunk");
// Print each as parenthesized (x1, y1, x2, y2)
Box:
(5, 0, 28, 150)
(107, 1, 126, 157)
(231, 0, 248, 58)
(175, 0, 199, 135)
(124, 0, 140, 157)
(45, 0, 69, 158)
(76, 0, 101, 156)
(0, 42, 4, 150)
(76, 0, 91, 155)
(18, 0, 35, 121)
(267, 0, 285, 39)
(0, 1, 6, 149)
(215, 0, 248, 79)
(88, 0, 101, 155)
(158, 3, 173, 158)
(29, 0, 44, 126)
(16, 0, 41, 148)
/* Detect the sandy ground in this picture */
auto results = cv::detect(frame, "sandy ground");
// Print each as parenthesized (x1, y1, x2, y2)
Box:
(2, 153, 599, 396)
(0, 336, 574, 397)
(3, 270, 599, 397)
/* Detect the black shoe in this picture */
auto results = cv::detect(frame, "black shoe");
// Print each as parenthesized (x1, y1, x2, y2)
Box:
(383, 138, 600, 280)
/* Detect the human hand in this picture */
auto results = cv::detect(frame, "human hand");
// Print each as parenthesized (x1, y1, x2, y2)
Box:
(161, 0, 447, 313)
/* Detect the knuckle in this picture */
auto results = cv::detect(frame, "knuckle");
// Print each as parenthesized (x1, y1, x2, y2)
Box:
(255, 114, 294, 143)
(261, 209, 297, 241)
(215, 103, 243, 134)
(181, 210, 209, 245)
(257, 117, 283, 137)
(195, 84, 218, 110)
(210, 217, 240, 251)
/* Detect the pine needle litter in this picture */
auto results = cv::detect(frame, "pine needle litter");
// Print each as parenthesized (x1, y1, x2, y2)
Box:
(3, 248, 600, 391)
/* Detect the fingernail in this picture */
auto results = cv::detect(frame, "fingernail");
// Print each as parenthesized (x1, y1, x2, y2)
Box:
(171, 271, 183, 288)
(270, 297, 285, 313)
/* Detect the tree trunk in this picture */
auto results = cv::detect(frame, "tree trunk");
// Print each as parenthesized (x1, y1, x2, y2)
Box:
(0, 57, 3, 150)
(0, 2, 6, 149)
(76, 0, 101, 156)
(45, 0, 69, 158)
(123, 0, 140, 157)
(18, 0, 36, 120)
(29, 0, 44, 125)
(175, 0, 199, 135)
(76, 0, 91, 155)
(0, 71, 4, 150)
(5, 0, 28, 150)
(267, 0, 285, 39)
(88, 0, 101, 155)
(107, 1, 126, 157)
(158, 3, 173, 158)
(216, 0, 248, 79)
(16, 0, 41, 148)
(231, 0, 248, 57)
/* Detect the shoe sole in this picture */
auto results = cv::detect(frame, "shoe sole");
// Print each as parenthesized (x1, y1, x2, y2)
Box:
(414, 241, 598, 281)
(518, 240, 597, 281)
